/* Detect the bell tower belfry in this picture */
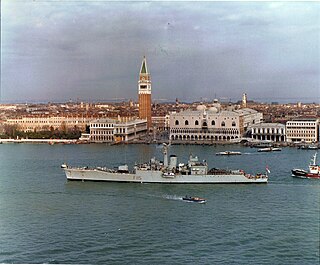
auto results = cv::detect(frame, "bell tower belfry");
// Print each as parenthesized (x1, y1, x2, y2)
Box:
(138, 56, 152, 128)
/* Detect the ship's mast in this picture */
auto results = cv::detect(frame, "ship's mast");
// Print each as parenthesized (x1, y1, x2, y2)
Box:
(162, 143, 168, 167)
(310, 152, 317, 166)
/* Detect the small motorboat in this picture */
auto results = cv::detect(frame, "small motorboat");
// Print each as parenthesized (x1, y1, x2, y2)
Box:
(307, 145, 318, 150)
(182, 196, 206, 203)
(271, 147, 282, 151)
(258, 147, 282, 152)
(298, 145, 318, 150)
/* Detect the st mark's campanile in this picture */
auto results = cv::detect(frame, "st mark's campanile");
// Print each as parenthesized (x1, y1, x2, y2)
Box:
(138, 56, 152, 129)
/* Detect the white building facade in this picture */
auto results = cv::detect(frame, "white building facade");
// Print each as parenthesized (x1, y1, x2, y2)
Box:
(234, 108, 263, 131)
(5, 116, 93, 132)
(169, 106, 262, 142)
(251, 123, 286, 142)
(286, 119, 319, 143)
(90, 118, 147, 143)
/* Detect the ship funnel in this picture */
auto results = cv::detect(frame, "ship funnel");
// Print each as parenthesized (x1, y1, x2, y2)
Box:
(169, 155, 177, 169)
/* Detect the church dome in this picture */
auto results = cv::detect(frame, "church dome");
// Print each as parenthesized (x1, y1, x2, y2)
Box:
(208, 106, 218, 113)
(196, 104, 206, 111)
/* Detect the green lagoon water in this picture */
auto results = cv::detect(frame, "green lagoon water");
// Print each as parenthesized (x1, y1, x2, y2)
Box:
(0, 143, 319, 264)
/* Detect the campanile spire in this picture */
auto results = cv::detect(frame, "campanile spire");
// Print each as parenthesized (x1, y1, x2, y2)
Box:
(140, 56, 148, 74)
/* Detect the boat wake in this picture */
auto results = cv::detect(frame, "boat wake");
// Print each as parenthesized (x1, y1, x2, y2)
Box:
(242, 152, 267, 155)
(141, 193, 183, 201)
(162, 194, 183, 201)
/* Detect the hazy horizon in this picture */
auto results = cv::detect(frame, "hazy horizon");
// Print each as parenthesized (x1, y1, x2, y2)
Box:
(2, 1, 319, 104)
(1, 98, 319, 106)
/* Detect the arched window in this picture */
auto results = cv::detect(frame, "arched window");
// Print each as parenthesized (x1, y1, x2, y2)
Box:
(195, 120, 199, 126)
(175, 120, 179, 126)
(185, 120, 189, 126)
(202, 121, 207, 127)
(221, 121, 225, 127)
(211, 120, 215, 126)
(232, 121, 236, 127)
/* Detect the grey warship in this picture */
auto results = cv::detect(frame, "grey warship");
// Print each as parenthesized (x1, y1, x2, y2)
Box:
(61, 144, 268, 184)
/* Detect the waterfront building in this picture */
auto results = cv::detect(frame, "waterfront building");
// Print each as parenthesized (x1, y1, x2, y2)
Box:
(169, 103, 262, 142)
(90, 118, 147, 143)
(251, 123, 286, 142)
(5, 116, 93, 132)
(286, 118, 319, 143)
(234, 108, 263, 131)
(138, 56, 152, 129)
(151, 116, 168, 131)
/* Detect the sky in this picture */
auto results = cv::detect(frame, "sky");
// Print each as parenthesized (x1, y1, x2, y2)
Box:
(1, 0, 320, 104)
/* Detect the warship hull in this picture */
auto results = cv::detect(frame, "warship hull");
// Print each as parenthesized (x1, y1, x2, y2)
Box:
(63, 168, 268, 184)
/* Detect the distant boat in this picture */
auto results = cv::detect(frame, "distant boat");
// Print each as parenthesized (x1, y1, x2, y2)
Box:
(182, 196, 206, 203)
(271, 147, 282, 151)
(292, 153, 320, 179)
(251, 142, 272, 148)
(216, 151, 242, 156)
(298, 145, 318, 150)
(258, 147, 282, 152)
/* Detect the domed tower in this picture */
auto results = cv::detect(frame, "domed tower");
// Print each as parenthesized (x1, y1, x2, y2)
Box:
(138, 56, 152, 128)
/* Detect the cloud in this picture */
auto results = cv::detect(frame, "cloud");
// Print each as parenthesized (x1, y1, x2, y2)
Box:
(1, 1, 319, 103)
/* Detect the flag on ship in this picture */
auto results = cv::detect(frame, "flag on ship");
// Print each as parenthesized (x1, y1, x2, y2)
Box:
(266, 166, 270, 174)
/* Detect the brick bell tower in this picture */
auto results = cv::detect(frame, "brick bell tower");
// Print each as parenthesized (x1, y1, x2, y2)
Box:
(138, 56, 152, 128)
